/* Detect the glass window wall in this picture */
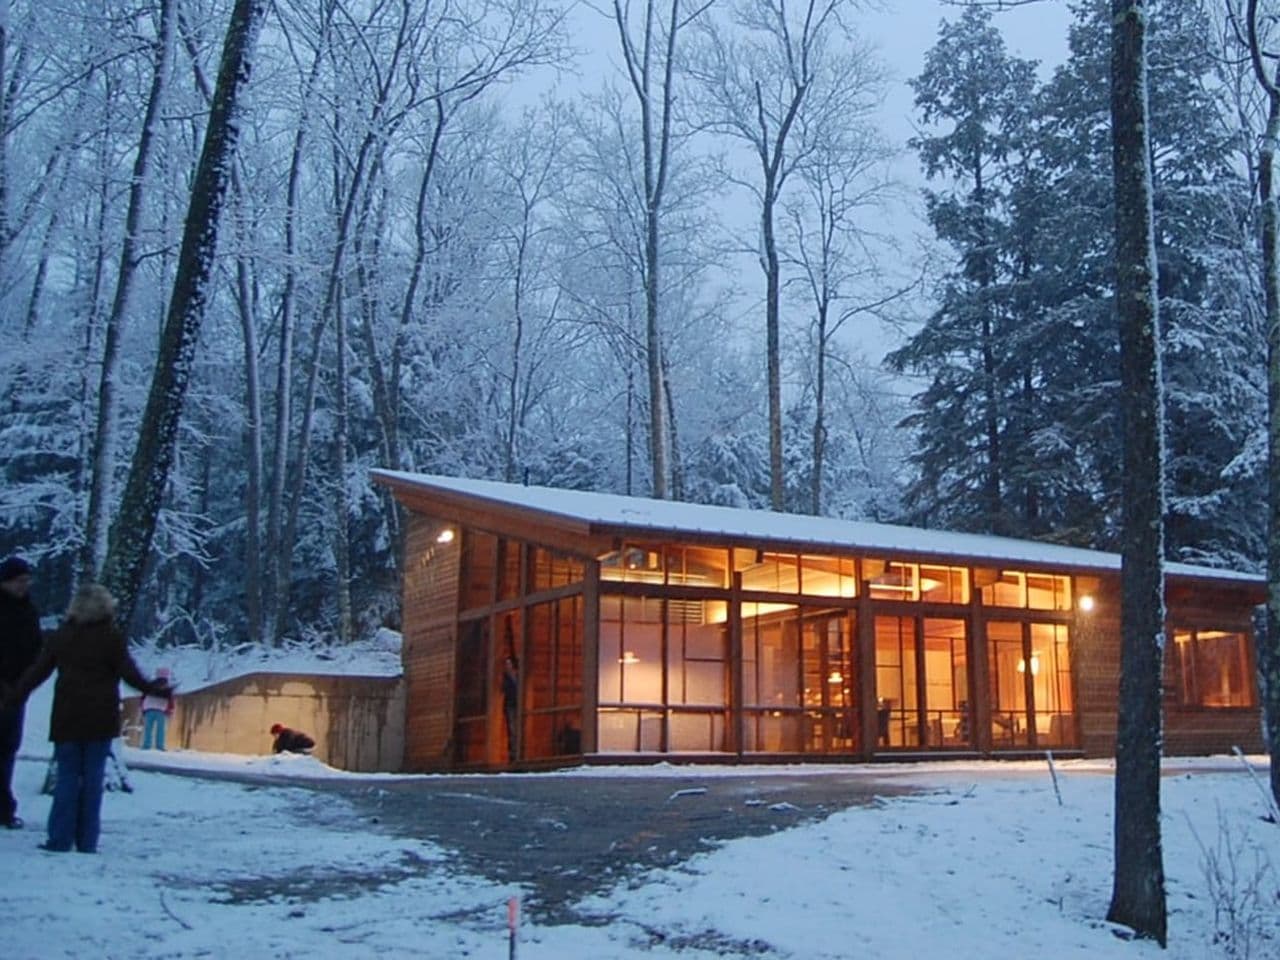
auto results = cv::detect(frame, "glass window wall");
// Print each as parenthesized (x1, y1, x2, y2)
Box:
(874, 616, 967, 748)
(987, 620, 1076, 748)
(597, 595, 730, 753)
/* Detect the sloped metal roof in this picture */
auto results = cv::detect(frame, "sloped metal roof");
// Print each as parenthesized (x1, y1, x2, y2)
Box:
(373, 470, 1261, 586)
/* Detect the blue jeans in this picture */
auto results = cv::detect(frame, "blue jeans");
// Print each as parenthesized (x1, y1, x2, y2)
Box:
(142, 710, 167, 750)
(48, 739, 111, 852)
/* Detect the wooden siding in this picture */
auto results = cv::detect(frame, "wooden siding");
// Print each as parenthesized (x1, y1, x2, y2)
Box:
(401, 514, 461, 770)
(1073, 578, 1264, 758)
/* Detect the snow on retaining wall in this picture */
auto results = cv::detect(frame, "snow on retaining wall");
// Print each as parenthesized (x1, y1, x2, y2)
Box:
(123, 672, 405, 772)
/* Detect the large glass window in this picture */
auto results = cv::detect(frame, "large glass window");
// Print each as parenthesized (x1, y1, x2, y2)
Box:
(599, 544, 666, 584)
(800, 611, 858, 752)
(1171, 628, 1254, 708)
(1031, 623, 1074, 746)
(874, 616, 967, 748)
(800, 555, 857, 597)
(987, 620, 1076, 748)
(742, 602, 801, 751)
(597, 596, 730, 753)
(735, 550, 801, 593)
(978, 569, 1072, 611)
(867, 561, 969, 603)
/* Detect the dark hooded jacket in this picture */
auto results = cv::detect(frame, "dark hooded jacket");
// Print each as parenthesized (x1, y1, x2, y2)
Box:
(11, 584, 166, 742)
(0, 587, 42, 697)
(272, 728, 315, 754)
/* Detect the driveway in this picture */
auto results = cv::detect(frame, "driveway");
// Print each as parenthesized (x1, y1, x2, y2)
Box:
(139, 762, 917, 925)
(307, 769, 914, 924)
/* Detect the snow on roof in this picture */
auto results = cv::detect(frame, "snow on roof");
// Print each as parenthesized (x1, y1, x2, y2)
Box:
(373, 470, 1260, 585)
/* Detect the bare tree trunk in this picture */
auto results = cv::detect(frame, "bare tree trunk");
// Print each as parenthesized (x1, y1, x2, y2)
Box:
(82, 0, 176, 578)
(22, 157, 72, 333)
(613, 0, 688, 499)
(811, 300, 829, 515)
(333, 290, 353, 644)
(233, 207, 264, 644)
(661, 345, 684, 500)
(1245, 0, 1280, 809)
(101, 0, 269, 630)
(0, 0, 10, 254)
(1106, 0, 1167, 945)
(764, 179, 784, 510)
(506, 214, 528, 483)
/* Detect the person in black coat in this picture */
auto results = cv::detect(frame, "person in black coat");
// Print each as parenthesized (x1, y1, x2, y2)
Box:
(4, 582, 171, 853)
(269, 723, 315, 754)
(0, 556, 42, 829)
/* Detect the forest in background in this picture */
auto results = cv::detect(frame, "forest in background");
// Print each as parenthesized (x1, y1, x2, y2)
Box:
(0, 0, 1267, 645)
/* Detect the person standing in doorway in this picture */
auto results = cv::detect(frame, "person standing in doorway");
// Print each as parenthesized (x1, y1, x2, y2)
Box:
(140, 667, 174, 750)
(3, 582, 171, 853)
(501, 655, 519, 763)
(0, 556, 42, 829)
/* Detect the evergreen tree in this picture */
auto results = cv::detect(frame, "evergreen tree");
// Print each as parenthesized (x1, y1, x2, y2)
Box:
(890, 4, 1040, 536)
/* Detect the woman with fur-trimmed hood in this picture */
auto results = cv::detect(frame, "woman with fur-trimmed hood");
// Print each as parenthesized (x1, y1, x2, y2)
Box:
(4, 583, 171, 853)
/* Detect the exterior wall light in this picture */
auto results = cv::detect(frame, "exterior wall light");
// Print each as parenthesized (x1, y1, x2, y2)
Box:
(1079, 594, 1095, 612)
(436, 528, 455, 544)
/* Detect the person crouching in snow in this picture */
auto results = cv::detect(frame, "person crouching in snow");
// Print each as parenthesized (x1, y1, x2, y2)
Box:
(140, 666, 174, 750)
(1, 583, 172, 853)
(270, 723, 314, 754)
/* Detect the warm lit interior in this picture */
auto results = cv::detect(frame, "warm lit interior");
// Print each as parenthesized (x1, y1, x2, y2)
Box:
(1169, 628, 1254, 708)
(453, 533, 1102, 763)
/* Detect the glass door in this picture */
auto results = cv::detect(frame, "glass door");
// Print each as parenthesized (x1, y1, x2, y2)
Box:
(874, 616, 968, 749)
(800, 610, 858, 753)
(986, 621, 1075, 749)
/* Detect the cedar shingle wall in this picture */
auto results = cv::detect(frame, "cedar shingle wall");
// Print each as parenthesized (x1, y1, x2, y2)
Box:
(401, 514, 460, 770)
(1074, 579, 1264, 758)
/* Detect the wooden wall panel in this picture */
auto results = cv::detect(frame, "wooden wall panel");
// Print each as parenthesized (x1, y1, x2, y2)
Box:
(401, 514, 460, 770)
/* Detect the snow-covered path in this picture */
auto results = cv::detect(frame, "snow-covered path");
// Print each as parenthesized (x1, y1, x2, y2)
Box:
(6, 747, 1279, 959)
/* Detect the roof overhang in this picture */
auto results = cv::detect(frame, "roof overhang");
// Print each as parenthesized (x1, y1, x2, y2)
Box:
(372, 470, 1265, 600)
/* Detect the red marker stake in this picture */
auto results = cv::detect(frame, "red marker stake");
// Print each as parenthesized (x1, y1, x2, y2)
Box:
(507, 896, 519, 960)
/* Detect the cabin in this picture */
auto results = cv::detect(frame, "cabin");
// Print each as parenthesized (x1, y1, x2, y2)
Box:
(373, 470, 1265, 772)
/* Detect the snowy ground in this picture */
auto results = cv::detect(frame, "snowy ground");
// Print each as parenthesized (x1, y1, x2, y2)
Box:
(6, 641, 1280, 959)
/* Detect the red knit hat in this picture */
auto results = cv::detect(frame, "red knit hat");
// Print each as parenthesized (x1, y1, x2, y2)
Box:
(270, 723, 283, 735)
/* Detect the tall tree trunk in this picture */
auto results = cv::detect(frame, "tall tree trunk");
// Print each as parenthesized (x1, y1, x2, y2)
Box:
(644, 212, 668, 497)
(661, 345, 684, 500)
(811, 301, 829, 516)
(1246, 0, 1280, 809)
(101, 0, 269, 630)
(82, 0, 176, 578)
(74, 146, 115, 556)
(506, 218, 528, 483)
(1105, 0, 1167, 946)
(764, 181, 784, 510)
(258, 3, 331, 633)
(333, 291, 353, 644)
(233, 206, 264, 644)
(0, 0, 10, 254)
(973, 167, 1002, 535)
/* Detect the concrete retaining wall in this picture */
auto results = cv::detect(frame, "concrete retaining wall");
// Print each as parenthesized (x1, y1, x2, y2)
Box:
(124, 672, 405, 773)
